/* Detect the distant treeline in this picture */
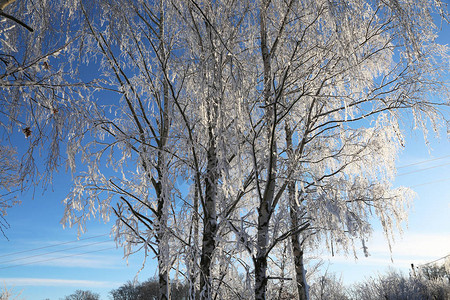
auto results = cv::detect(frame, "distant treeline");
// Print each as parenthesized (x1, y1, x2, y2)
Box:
(51, 263, 450, 300)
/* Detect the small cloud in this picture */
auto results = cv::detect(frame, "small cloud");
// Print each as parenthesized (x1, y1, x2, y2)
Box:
(28, 253, 123, 269)
(322, 231, 450, 270)
(367, 231, 450, 263)
(0, 278, 118, 288)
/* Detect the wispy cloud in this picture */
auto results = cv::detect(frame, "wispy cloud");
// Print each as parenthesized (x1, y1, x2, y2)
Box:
(313, 231, 450, 285)
(0, 250, 132, 270)
(29, 253, 124, 269)
(0, 277, 119, 288)
(321, 231, 450, 269)
(367, 232, 450, 262)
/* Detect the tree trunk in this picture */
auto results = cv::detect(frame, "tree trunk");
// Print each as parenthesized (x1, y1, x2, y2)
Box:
(291, 214, 308, 300)
(198, 7, 221, 298)
(285, 123, 309, 300)
(254, 203, 270, 300)
(199, 125, 218, 300)
(188, 179, 200, 300)
(156, 178, 169, 300)
(158, 250, 169, 300)
(156, 4, 170, 297)
(155, 136, 170, 300)
(254, 2, 276, 299)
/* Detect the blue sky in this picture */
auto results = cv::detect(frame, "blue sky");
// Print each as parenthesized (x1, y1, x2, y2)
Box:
(1, 10, 450, 300)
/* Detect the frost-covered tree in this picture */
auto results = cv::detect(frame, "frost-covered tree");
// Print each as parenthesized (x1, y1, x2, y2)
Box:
(0, 0, 86, 236)
(1, 1, 449, 300)
(309, 273, 349, 300)
(1, 1, 182, 298)
(171, 2, 256, 298)
(225, 0, 449, 298)
(350, 269, 450, 300)
(58, 1, 183, 299)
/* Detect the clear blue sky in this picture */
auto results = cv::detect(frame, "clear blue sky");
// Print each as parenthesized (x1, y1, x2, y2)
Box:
(1, 12, 449, 300)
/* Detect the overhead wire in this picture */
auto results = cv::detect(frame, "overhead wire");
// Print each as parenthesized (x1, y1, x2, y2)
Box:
(395, 154, 450, 186)
(0, 240, 112, 265)
(0, 233, 110, 258)
(397, 161, 450, 177)
(410, 177, 450, 188)
(416, 253, 450, 267)
(0, 247, 117, 270)
(397, 154, 450, 169)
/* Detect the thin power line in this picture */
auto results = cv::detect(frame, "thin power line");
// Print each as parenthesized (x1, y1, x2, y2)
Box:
(410, 177, 450, 188)
(0, 240, 111, 265)
(0, 247, 116, 270)
(417, 254, 450, 267)
(397, 154, 450, 169)
(397, 162, 450, 177)
(0, 233, 109, 258)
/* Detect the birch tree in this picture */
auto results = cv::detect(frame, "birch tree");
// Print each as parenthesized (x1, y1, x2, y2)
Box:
(171, 2, 254, 298)
(57, 1, 184, 299)
(233, 0, 450, 299)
